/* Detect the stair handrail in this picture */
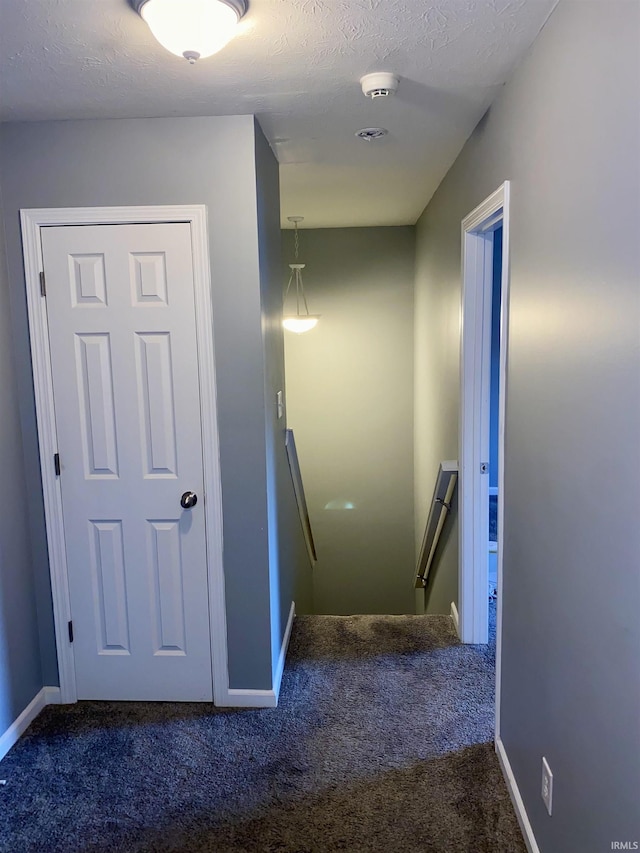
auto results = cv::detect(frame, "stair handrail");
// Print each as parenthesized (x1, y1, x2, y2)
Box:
(415, 460, 458, 589)
(285, 429, 317, 565)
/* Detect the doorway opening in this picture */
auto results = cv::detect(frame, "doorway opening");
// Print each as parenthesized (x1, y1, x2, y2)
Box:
(458, 182, 510, 733)
(488, 225, 503, 602)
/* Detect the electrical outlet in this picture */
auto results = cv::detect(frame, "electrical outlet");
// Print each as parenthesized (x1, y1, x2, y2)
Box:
(541, 757, 553, 815)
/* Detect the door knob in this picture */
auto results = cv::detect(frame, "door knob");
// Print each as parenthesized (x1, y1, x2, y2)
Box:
(180, 491, 198, 509)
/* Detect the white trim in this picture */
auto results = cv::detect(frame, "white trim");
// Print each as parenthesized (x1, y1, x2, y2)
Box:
(450, 601, 460, 636)
(20, 206, 227, 706)
(459, 182, 510, 653)
(0, 687, 61, 761)
(218, 601, 295, 708)
(461, 185, 508, 234)
(20, 211, 76, 703)
(188, 210, 229, 708)
(459, 210, 493, 645)
(43, 686, 62, 705)
(272, 601, 295, 700)
(496, 737, 541, 853)
(495, 187, 511, 740)
(225, 688, 278, 709)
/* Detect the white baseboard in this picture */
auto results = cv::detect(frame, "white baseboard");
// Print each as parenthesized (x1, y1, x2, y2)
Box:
(1, 608, 296, 732)
(272, 600, 295, 702)
(43, 686, 62, 705)
(0, 686, 61, 762)
(450, 601, 460, 637)
(220, 600, 296, 709)
(495, 736, 540, 853)
(225, 688, 278, 708)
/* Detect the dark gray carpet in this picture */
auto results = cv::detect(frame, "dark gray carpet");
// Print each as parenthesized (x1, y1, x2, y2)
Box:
(0, 604, 524, 852)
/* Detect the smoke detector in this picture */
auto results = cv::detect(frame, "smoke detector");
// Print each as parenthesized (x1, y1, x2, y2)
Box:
(360, 72, 399, 99)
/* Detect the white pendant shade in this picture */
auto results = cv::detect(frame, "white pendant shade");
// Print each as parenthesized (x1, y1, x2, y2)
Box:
(138, 0, 245, 62)
(282, 315, 320, 334)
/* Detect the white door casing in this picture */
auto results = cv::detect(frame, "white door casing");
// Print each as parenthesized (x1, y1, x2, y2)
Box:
(21, 207, 228, 704)
(459, 183, 510, 744)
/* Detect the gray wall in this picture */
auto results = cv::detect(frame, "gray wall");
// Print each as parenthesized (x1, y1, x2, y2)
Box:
(0, 194, 43, 731)
(283, 227, 415, 615)
(0, 115, 282, 691)
(254, 122, 310, 672)
(414, 1, 640, 849)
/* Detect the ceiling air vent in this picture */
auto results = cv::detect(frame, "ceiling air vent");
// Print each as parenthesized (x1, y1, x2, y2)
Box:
(355, 127, 388, 141)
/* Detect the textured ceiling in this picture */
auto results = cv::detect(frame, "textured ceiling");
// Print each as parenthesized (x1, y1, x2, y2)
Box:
(0, 0, 558, 227)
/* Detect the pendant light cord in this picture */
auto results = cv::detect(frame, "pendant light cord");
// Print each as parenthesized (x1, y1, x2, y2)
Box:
(294, 221, 300, 314)
(284, 220, 311, 317)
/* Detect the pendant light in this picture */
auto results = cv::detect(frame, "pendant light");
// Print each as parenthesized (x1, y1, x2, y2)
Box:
(134, 0, 247, 64)
(283, 217, 320, 334)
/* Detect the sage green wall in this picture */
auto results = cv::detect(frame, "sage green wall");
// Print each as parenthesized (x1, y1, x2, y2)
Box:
(283, 227, 415, 615)
(414, 1, 640, 849)
(414, 207, 460, 615)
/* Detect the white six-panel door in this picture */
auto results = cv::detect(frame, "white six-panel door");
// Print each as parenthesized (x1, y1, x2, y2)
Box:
(41, 222, 213, 701)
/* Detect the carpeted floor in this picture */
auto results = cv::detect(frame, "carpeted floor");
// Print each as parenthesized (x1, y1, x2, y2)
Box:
(0, 604, 524, 853)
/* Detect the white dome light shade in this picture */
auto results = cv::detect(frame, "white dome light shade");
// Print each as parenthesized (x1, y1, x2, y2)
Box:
(282, 315, 320, 334)
(137, 0, 246, 62)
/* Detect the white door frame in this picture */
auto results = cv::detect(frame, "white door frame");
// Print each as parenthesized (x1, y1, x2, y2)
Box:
(20, 205, 228, 705)
(458, 184, 510, 705)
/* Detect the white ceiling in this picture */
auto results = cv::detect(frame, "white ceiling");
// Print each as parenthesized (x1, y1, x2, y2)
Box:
(0, 0, 557, 227)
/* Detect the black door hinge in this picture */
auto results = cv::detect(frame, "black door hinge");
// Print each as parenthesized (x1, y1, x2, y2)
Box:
(39, 271, 46, 297)
(68, 620, 74, 643)
(54, 453, 61, 476)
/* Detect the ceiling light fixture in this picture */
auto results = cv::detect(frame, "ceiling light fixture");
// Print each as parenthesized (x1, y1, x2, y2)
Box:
(283, 217, 320, 334)
(134, 0, 247, 63)
(355, 127, 388, 141)
(360, 72, 399, 99)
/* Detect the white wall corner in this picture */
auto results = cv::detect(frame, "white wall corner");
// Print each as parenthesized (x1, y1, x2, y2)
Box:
(495, 737, 541, 853)
(450, 601, 460, 636)
(0, 686, 61, 762)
